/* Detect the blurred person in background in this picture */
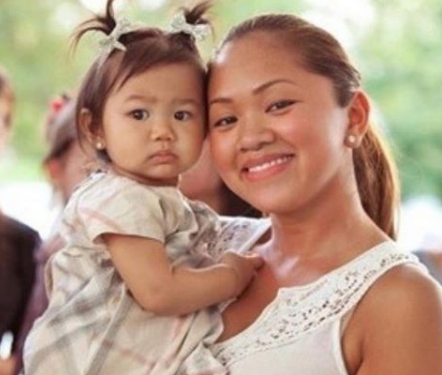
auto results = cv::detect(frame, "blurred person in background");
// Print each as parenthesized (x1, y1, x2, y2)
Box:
(12, 94, 93, 375)
(414, 247, 442, 284)
(0, 65, 40, 375)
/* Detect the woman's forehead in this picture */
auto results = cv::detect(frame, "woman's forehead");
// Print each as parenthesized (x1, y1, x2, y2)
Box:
(215, 32, 284, 63)
(208, 35, 307, 96)
(211, 33, 304, 79)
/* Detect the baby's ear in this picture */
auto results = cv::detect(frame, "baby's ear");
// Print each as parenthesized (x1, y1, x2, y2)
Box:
(79, 108, 101, 145)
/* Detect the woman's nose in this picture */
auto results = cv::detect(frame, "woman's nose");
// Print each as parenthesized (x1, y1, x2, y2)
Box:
(238, 114, 275, 152)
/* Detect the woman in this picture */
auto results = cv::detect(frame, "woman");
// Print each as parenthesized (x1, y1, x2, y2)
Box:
(206, 14, 442, 375)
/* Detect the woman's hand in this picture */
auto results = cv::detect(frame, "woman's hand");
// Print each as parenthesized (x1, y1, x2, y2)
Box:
(220, 251, 264, 296)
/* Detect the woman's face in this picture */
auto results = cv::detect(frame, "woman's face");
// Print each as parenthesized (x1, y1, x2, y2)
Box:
(208, 33, 355, 215)
(179, 141, 223, 201)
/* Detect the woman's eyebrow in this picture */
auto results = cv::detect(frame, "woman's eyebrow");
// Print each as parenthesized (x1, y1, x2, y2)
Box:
(252, 78, 298, 95)
(209, 97, 232, 107)
(209, 78, 298, 107)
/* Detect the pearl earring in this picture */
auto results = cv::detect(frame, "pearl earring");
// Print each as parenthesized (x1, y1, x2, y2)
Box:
(95, 140, 105, 150)
(346, 134, 357, 146)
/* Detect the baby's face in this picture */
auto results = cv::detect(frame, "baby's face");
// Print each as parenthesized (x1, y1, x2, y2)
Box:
(101, 63, 206, 186)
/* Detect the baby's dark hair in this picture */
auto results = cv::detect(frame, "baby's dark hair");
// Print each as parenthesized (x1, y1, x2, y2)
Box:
(72, 0, 211, 161)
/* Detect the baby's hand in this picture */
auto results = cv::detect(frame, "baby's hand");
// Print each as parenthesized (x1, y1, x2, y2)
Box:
(221, 251, 264, 297)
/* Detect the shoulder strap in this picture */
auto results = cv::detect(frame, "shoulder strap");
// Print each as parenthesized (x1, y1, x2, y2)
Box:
(214, 241, 426, 367)
(277, 242, 426, 335)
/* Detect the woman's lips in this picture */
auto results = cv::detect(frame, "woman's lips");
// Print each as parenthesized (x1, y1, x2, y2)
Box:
(242, 154, 294, 180)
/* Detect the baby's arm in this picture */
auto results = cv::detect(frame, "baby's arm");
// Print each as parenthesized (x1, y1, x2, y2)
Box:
(103, 234, 263, 316)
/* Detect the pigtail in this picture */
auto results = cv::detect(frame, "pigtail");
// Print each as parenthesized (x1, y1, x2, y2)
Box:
(182, 1, 212, 26)
(170, 1, 213, 49)
(72, 0, 209, 166)
(70, 0, 118, 53)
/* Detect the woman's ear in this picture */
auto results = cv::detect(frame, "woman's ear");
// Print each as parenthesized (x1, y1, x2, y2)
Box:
(344, 91, 370, 148)
(79, 108, 105, 150)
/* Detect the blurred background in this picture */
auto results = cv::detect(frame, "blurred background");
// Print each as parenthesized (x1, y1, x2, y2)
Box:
(0, 0, 442, 249)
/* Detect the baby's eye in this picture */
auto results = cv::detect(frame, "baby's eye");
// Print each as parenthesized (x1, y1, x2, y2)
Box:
(266, 100, 296, 113)
(130, 109, 149, 121)
(174, 111, 192, 121)
(212, 116, 237, 128)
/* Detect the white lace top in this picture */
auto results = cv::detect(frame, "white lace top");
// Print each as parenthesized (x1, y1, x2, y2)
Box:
(212, 240, 426, 375)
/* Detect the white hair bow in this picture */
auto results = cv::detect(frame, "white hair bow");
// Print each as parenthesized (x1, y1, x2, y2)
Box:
(169, 12, 210, 42)
(99, 17, 135, 57)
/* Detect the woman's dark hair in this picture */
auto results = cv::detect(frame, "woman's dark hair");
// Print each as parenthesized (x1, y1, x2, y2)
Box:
(220, 184, 262, 218)
(211, 15, 399, 239)
(72, 0, 211, 161)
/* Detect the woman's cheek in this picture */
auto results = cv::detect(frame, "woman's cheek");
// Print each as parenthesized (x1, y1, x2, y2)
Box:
(209, 131, 234, 173)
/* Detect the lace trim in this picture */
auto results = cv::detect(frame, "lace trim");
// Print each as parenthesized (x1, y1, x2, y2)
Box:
(213, 242, 423, 367)
(204, 217, 270, 260)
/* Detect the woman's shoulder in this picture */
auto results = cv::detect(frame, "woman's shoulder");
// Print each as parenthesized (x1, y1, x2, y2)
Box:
(337, 241, 437, 317)
(362, 260, 442, 318)
(347, 253, 442, 374)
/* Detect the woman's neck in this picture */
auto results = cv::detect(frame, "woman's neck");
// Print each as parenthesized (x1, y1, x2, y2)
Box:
(264, 174, 388, 265)
(258, 202, 387, 288)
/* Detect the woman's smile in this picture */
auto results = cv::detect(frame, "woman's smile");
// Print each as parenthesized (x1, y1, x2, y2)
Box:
(242, 153, 294, 181)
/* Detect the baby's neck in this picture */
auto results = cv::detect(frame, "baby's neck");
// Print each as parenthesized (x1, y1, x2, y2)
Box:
(109, 165, 179, 187)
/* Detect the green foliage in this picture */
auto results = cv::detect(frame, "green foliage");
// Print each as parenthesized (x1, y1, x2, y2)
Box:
(0, 0, 441, 201)
(360, 0, 442, 198)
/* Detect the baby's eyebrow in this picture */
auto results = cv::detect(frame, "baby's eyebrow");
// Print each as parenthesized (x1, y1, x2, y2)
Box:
(124, 94, 156, 103)
(172, 98, 201, 106)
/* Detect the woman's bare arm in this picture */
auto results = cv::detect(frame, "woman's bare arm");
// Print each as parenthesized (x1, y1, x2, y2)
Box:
(355, 265, 442, 375)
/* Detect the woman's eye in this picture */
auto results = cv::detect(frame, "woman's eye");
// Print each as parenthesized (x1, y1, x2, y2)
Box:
(130, 109, 149, 121)
(212, 116, 237, 128)
(174, 111, 192, 121)
(267, 100, 295, 113)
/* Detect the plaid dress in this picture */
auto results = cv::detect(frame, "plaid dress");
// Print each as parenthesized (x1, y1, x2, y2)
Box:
(23, 171, 270, 375)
